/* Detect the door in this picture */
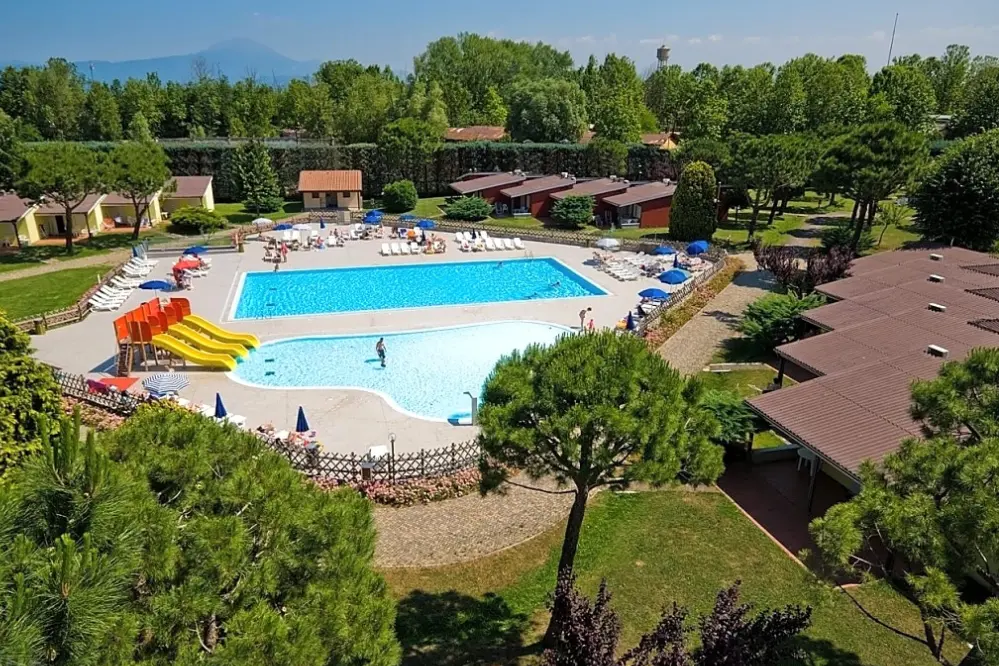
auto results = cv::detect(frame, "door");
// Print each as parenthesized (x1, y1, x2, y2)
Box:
(325, 193, 336, 208)
(55, 215, 66, 235)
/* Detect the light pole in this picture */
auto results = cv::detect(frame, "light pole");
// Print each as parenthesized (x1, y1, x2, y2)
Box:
(463, 391, 478, 424)
(389, 432, 396, 480)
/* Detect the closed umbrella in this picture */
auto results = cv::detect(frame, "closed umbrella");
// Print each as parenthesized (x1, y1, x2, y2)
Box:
(626, 311, 635, 330)
(295, 406, 310, 433)
(639, 288, 669, 299)
(214, 393, 228, 419)
(319, 219, 326, 229)
(652, 245, 675, 256)
(659, 269, 688, 285)
(686, 240, 709, 255)
(142, 373, 189, 395)
(183, 245, 207, 255)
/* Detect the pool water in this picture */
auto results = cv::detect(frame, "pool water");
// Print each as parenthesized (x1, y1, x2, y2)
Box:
(231, 257, 606, 319)
(230, 321, 570, 420)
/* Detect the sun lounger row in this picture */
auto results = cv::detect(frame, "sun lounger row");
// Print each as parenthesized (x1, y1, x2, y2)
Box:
(380, 241, 425, 256)
(599, 260, 641, 281)
(454, 231, 525, 252)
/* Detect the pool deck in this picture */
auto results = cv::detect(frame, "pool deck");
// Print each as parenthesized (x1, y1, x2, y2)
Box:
(31, 224, 679, 455)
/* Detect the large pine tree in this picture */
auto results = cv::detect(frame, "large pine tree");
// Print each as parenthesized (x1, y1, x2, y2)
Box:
(235, 139, 283, 214)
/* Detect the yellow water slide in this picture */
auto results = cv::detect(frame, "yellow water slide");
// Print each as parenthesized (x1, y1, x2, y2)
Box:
(151, 334, 238, 371)
(166, 323, 250, 359)
(183, 314, 260, 349)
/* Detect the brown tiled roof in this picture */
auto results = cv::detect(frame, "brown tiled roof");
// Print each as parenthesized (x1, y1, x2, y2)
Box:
(297, 170, 362, 192)
(500, 174, 575, 198)
(35, 194, 104, 215)
(549, 178, 630, 200)
(445, 126, 506, 142)
(0, 194, 34, 222)
(168, 176, 213, 199)
(604, 182, 676, 207)
(641, 132, 679, 150)
(450, 173, 526, 195)
(750, 247, 999, 478)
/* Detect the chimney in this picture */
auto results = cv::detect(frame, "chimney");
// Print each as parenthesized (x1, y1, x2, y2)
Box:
(928, 303, 947, 312)
(930, 253, 943, 261)
(609, 175, 617, 181)
(927, 345, 949, 358)
(561, 172, 569, 179)
(929, 274, 945, 283)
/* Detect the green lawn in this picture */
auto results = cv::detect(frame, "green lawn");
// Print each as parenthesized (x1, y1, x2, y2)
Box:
(383, 491, 960, 666)
(0, 230, 169, 275)
(713, 212, 808, 249)
(871, 221, 921, 253)
(753, 430, 787, 449)
(699, 367, 784, 398)
(215, 200, 303, 225)
(0, 264, 115, 320)
(781, 190, 856, 216)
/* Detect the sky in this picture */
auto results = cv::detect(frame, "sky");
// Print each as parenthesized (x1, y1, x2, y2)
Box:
(1, 0, 997, 71)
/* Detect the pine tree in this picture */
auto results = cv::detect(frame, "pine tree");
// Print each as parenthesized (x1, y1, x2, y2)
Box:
(235, 139, 283, 214)
(126, 111, 153, 142)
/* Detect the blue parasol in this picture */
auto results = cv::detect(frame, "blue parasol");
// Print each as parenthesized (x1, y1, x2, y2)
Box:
(295, 406, 310, 433)
(214, 392, 227, 419)
(142, 373, 188, 395)
(319, 219, 326, 229)
(363, 218, 381, 225)
(417, 219, 437, 229)
(139, 279, 173, 291)
(687, 240, 709, 255)
(183, 245, 207, 255)
(652, 245, 676, 256)
(659, 269, 688, 285)
(674, 254, 681, 268)
(273, 223, 293, 231)
(639, 288, 669, 299)
(626, 311, 635, 330)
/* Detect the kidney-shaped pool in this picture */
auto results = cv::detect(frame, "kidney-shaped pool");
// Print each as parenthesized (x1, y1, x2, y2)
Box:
(229, 321, 571, 421)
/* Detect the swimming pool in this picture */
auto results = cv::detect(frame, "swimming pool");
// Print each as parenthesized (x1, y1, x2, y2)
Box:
(230, 257, 606, 320)
(229, 321, 570, 420)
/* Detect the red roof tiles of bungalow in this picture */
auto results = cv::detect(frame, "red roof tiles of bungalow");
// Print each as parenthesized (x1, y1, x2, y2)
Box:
(0, 193, 34, 221)
(450, 173, 526, 194)
(500, 174, 576, 198)
(603, 181, 677, 207)
(35, 194, 104, 215)
(549, 178, 630, 200)
(748, 247, 999, 478)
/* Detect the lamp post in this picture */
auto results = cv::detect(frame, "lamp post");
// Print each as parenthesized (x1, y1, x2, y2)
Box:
(463, 391, 478, 424)
(389, 432, 396, 480)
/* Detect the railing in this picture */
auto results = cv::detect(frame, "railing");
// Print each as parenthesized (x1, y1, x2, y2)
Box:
(634, 257, 727, 336)
(52, 367, 145, 414)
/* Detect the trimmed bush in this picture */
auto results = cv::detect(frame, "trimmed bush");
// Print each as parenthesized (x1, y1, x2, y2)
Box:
(168, 205, 226, 234)
(701, 389, 757, 445)
(821, 222, 874, 253)
(670, 161, 718, 242)
(382, 179, 418, 213)
(551, 195, 594, 229)
(444, 195, 493, 221)
(738, 292, 825, 351)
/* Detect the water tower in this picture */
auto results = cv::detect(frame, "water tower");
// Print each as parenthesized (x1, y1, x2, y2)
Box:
(657, 45, 671, 69)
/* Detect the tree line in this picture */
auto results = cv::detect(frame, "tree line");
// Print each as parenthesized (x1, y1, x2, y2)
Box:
(1, 37, 996, 147)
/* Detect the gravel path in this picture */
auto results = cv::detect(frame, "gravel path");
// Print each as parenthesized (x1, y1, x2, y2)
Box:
(0, 250, 130, 282)
(374, 475, 574, 568)
(656, 253, 776, 375)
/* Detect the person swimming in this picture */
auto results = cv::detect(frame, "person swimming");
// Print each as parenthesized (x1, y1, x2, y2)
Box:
(375, 338, 386, 368)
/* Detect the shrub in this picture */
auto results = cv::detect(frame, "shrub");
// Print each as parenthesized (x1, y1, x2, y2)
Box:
(738, 292, 825, 352)
(753, 243, 853, 296)
(551, 195, 594, 228)
(444, 195, 493, 221)
(382, 179, 418, 213)
(669, 161, 719, 242)
(821, 222, 874, 254)
(700, 389, 757, 444)
(168, 205, 226, 234)
(313, 466, 482, 506)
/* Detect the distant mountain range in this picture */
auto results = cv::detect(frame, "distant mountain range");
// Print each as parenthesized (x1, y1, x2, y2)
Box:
(1, 39, 321, 85)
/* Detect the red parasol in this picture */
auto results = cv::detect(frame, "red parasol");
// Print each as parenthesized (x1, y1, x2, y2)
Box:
(173, 259, 200, 271)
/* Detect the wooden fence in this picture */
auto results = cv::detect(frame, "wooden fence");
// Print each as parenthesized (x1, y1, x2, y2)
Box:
(51, 366, 481, 484)
(14, 264, 126, 333)
(634, 258, 727, 336)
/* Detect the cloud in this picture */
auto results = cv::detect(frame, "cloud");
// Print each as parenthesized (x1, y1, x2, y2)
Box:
(687, 37, 702, 45)
(708, 34, 723, 42)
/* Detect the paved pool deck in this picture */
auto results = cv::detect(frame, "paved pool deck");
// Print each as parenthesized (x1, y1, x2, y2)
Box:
(31, 224, 681, 455)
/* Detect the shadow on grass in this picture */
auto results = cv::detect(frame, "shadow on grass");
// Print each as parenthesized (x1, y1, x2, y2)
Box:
(780, 636, 865, 666)
(395, 589, 537, 666)
(714, 337, 766, 364)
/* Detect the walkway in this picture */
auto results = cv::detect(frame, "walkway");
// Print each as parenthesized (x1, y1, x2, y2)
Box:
(374, 475, 574, 568)
(0, 250, 130, 282)
(656, 252, 775, 375)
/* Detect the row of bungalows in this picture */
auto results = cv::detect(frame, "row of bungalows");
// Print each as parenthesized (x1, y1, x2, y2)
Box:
(449, 172, 677, 229)
(0, 176, 214, 247)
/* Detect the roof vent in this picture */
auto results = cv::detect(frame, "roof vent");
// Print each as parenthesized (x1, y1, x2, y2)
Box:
(928, 302, 947, 312)
(622, 179, 630, 185)
(561, 172, 569, 179)
(930, 253, 943, 261)
(609, 175, 617, 181)
(927, 345, 949, 358)
(929, 274, 945, 283)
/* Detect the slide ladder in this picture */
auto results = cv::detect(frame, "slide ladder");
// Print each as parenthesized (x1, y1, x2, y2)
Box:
(116, 343, 133, 377)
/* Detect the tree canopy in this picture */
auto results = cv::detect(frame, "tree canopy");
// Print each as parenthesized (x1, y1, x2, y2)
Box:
(233, 139, 283, 214)
(106, 141, 172, 238)
(669, 161, 718, 242)
(506, 78, 588, 143)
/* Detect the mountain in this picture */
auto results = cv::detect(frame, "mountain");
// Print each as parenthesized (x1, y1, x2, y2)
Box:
(2, 39, 321, 85)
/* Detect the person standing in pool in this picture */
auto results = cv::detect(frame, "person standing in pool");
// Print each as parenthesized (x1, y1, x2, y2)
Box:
(375, 338, 386, 367)
(579, 307, 592, 329)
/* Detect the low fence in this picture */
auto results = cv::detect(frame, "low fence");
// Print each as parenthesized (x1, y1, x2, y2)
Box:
(633, 257, 727, 336)
(14, 263, 127, 333)
(51, 366, 482, 484)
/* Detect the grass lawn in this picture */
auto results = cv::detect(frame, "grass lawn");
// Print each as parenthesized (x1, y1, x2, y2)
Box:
(781, 190, 856, 216)
(0, 264, 115, 320)
(0, 230, 169, 275)
(413, 197, 448, 218)
(215, 200, 303, 225)
(383, 491, 960, 666)
(698, 367, 784, 398)
(753, 430, 787, 449)
(713, 212, 808, 249)
(871, 221, 921, 253)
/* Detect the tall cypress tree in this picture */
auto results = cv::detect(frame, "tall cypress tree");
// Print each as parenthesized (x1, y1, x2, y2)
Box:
(235, 139, 283, 214)
(669, 161, 719, 242)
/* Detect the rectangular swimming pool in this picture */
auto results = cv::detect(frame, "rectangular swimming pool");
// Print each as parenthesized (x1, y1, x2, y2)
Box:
(230, 257, 607, 319)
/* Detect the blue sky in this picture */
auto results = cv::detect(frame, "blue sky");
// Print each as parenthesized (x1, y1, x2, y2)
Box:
(2, 0, 997, 70)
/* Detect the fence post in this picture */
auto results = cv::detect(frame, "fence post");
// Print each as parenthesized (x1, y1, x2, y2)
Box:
(450, 443, 456, 474)
(420, 449, 425, 477)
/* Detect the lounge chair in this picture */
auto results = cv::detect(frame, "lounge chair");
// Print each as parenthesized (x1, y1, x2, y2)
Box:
(274, 430, 290, 443)
(513, 237, 525, 250)
(400, 242, 411, 255)
(111, 276, 140, 289)
(473, 238, 485, 252)
(224, 414, 247, 428)
(410, 242, 421, 254)
(455, 232, 465, 243)
(503, 238, 515, 250)
(380, 243, 392, 256)
(281, 230, 294, 243)
(485, 238, 497, 251)
(390, 242, 402, 255)
(89, 297, 125, 311)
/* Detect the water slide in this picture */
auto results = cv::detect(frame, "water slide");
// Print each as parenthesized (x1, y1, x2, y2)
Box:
(182, 314, 260, 349)
(151, 334, 238, 371)
(166, 323, 250, 359)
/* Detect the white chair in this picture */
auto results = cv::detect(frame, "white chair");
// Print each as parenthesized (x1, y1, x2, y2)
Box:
(89, 296, 125, 311)
(473, 238, 485, 252)
(513, 238, 525, 250)
(111, 276, 140, 289)
(409, 242, 421, 254)
(390, 242, 402, 255)
(121, 265, 150, 278)
(455, 232, 466, 243)
(485, 238, 497, 251)
(503, 238, 515, 250)
(224, 414, 247, 428)
(400, 243, 412, 255)
(381, 243, 392, 256)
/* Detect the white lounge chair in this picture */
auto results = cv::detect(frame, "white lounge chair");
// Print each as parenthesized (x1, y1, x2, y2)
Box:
(281, 230, 294, 243)
(473, 238, 485, 252)
(488, 238, 500, 251)
(503, 238, 515, 250)
(513, 238, 525, 250)
(224, 414, 247, 428)
(90, 292, 129, 307)
(89, 295, 126, 310)
(455, 232, 465, 243)
(390, 242, 402, 255)
(409, 242, 421, 254)
(97, 285, 132, 299)
(400, 243, 411, 255)
(381, 243, 392, 256)
(111, 276, 140, 289)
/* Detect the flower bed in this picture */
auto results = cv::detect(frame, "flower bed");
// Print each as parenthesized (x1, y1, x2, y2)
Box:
(643, 257, 745, 349)
(313, 466, 482, 507)
(61, 396, 127, 431)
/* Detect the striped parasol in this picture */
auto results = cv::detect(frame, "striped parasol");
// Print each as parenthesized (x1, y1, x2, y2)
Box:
(142, 373, 189, 395)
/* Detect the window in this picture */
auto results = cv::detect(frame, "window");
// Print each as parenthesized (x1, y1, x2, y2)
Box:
(341, 191, 352, 198)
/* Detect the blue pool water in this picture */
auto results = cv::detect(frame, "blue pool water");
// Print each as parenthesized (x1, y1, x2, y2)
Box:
(230, 321, 570, 420)
(231, 257, 606, 319)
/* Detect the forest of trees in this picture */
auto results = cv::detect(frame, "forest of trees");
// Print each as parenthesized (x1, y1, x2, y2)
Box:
(0, 36, 996, 146)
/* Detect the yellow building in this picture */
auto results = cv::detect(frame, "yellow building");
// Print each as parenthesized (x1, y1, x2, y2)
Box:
(0, 194, 40, 247)
(101, 191, 164, 229)
(298, 170, 363, 211)
(162, 176, 215, 214)
(33, 194, 105, 241)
